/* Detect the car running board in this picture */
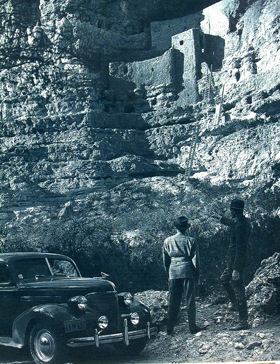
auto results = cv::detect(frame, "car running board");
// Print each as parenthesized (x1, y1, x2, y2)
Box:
(0, 336, 23, 349)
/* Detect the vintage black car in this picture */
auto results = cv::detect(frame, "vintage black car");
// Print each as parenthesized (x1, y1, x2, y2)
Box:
(0, 252, 157, 364)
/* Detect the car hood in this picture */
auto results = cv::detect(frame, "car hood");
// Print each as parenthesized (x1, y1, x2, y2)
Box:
(17, 277, 116, 293)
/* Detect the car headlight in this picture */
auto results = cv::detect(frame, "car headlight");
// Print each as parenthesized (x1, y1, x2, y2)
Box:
(98, 315, 108, 330)
(124, 292, 134, 306)
(130, 312, 140, 325)
(69, 296, 88, 311)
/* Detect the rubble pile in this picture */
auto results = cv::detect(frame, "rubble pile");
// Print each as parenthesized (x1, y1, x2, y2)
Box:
(135, 290, 169, 324)
(246, 252, 280, 327)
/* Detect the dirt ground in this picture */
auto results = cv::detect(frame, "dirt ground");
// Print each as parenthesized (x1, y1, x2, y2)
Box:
(137, 299, 280, 364)
(0, 299, 279, 364)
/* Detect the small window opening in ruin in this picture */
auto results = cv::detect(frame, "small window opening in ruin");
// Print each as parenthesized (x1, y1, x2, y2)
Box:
(235, 71, 241, 82)
(180, 40, 184, 46)
(246, 96, 252, 104)
(123, 65, 128, 74)
(151, 67, 154, 72)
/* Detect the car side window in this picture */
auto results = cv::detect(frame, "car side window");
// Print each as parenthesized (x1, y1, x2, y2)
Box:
(48, 259, 79, 277)
(13, 259, 51, 280)
(0, 263, 12, 284)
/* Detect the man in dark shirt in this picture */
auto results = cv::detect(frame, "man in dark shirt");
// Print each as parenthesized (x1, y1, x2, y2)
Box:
(213, 198, 251, 330)
(163, 216, 206, 335)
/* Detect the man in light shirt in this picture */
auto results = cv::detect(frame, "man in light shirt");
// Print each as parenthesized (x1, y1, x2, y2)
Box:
(163, 216, 206, 335)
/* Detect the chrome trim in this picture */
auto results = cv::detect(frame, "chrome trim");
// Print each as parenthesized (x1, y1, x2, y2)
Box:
(86, 291, 118, 296)
(21, 296, 61, 302)
(0, 337, 23, 349)
(67, 322, 157, 348)
(94, 329, 99, 348)
(120, 313, 131, 319)
(124, 319, 129, 346)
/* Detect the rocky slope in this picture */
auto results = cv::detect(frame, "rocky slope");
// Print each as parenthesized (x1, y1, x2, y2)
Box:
(135, 252, 280, 327)
(0, 0, 280, 293)
(140, 306, 280, 363)
(133, 253, 280, 363)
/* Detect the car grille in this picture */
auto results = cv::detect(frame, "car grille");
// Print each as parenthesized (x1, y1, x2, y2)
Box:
(86, 292, 119, 332)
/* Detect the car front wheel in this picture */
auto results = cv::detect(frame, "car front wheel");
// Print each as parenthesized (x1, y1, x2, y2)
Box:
(29, 321, 67, 364)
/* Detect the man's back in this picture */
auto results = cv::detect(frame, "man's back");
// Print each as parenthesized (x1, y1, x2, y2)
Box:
(163, 232, 197, 279)
(164, 232, 194, 258)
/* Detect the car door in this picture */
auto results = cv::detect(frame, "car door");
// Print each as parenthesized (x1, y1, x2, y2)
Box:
(0, 262, 18, 336)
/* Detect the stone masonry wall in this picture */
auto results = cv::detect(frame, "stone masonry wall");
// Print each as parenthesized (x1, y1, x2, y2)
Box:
(172, 28, 202, 106)
(150, 12, 203, 51)
(109, 48, 175, 105)
(150, 0, 238, 52)
(108, 27, 202, 112)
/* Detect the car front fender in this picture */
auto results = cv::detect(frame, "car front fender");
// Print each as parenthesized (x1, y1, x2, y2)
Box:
(12, 304, 73, 347)
(129, 300, 152, 328)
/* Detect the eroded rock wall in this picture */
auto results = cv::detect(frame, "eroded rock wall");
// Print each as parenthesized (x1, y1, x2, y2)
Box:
(0, 0, 279, 292)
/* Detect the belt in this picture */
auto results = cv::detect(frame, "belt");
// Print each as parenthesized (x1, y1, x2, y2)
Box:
(171, 257, 190, 262)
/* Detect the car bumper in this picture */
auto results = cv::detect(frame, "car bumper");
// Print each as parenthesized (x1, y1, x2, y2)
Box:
(67, 320, 157, 348)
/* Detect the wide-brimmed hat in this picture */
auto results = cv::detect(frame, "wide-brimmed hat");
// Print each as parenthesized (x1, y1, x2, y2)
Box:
(230, 198, 245, 210)
(174, 216, 191, 230)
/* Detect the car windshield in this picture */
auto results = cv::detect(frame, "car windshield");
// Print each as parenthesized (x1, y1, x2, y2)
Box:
(13, 258, 79, 281)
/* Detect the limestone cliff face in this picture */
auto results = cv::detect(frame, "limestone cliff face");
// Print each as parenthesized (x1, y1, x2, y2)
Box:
(0, 0, 279, 292)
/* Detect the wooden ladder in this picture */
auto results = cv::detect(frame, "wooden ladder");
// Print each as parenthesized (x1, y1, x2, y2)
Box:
(203, 64, 213, 103)
(186, 125, 200, 179)
(214, 84, 224, 125)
